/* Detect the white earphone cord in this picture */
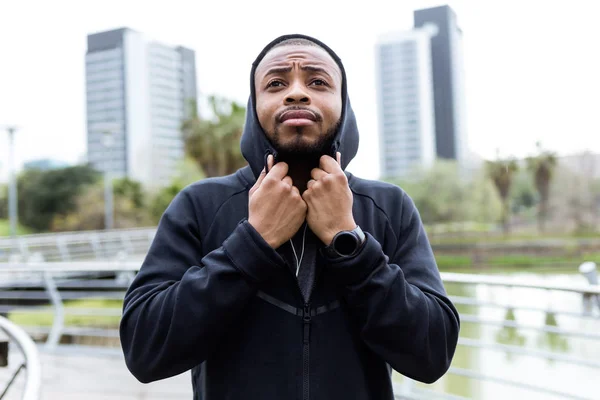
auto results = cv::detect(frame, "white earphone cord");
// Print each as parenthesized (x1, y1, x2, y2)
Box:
(290, 224, 308, 277)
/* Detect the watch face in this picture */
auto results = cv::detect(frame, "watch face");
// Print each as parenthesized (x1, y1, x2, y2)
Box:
(334, 232, 358, 256)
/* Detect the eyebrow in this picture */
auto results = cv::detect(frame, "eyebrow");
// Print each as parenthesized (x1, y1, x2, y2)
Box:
(263, 65, 335, 79)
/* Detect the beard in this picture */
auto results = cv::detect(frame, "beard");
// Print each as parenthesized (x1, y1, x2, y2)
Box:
(268, 119, 341, 167)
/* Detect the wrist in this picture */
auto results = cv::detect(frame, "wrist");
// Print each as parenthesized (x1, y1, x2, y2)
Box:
(248, 219, 280, 249)
(323, 219, 357, 245)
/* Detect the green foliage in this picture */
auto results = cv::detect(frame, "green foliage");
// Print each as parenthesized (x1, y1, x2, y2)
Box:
(0, 219, 32, 236)
(147, 157, 205, 224)
(0, 185, 7, 219)
(182, 96, 247, 177)
(510, 169, 538, 212)
(526, 142, 558, 232)
(17, 165, 101, 232)
(485, 154, 519, 234)
(51, 181, 152, 232)
(387, 160, 502, 225)
(113, 178, 145, 209)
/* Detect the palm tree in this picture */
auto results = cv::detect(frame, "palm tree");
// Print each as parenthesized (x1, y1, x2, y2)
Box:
(486, 151, 519, 235)
(526, 142, 557, 233)
(181, 96, 247, 178)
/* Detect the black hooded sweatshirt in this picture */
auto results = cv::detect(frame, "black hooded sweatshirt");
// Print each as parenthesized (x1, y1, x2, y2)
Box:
(119, 34, 460, 400)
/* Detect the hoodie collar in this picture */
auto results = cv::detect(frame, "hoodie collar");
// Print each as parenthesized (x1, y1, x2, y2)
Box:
(240, 34, 360, 179)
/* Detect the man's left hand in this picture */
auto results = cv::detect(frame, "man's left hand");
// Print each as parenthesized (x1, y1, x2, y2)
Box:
(303, 153, 356, 245)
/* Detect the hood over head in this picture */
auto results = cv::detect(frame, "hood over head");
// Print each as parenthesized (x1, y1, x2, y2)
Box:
(240, 34, 359, 179)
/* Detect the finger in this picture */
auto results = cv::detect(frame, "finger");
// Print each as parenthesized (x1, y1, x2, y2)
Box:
(267, 154, 274, 171)
(266, 161, 289, 180)
(336, 152, 341, 165)
(320, 155, 342, 174)
(251, 167, 267, 192)
(307, 179, 316, 189)
(283, 176, 293, 187)
(311, 168, 328, 181)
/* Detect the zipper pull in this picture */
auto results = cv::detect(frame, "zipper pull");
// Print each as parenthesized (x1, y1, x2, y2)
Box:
(303, 303, 311, 344)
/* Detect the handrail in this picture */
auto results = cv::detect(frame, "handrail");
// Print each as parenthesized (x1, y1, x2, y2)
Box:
(0, 316, 41, 400)
(0, 263, 596, 399)
(440, 271, 600, 295)
(0, 264, 598, 295)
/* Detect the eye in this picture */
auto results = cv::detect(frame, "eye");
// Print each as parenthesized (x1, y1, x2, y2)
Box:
(267, 80, 285, 88)
(310, 79, 328, 87)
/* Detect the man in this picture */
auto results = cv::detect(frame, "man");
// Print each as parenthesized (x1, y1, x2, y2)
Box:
(120, 34, 460, 399)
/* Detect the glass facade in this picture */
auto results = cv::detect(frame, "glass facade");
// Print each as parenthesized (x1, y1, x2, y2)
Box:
(85, 29, 197, 187)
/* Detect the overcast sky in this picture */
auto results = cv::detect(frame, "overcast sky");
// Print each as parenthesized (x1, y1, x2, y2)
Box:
(1, 0, 599, 181)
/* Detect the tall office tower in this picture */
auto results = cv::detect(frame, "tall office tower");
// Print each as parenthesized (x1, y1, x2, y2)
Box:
(85, 27, 197, 187)
(376, 24, 438, 179)
(414, 5, 468, 165)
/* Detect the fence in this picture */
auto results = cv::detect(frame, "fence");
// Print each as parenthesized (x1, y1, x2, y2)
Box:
(0, 261, 598, 399)
(0, 228, 156, 263)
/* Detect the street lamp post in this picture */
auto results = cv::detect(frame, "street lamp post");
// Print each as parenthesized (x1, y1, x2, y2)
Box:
(6, 126, 18, 238)
(102, 130, 114, 230)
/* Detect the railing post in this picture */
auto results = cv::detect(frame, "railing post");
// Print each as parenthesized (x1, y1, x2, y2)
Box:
(90, 233, 102, 260)
(56, 237, 71, 262)
(43, 272, 65, 350)
(579, 262, 600, 315)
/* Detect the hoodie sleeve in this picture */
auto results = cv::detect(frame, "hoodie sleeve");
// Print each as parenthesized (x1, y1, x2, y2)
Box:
(324, 191, 460, 384)
(119, 188, 286, 383)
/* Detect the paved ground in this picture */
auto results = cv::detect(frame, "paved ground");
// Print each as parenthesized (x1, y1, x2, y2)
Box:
(0, 347, 414, 400)
(0, 348, 192, 399)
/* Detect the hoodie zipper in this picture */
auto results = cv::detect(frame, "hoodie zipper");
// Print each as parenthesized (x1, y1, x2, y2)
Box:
(296, 248, 318, 400)
(302, 302, 311, 400)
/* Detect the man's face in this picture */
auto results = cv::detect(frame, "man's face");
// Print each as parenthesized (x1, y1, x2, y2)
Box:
(254, 45, 343, 156)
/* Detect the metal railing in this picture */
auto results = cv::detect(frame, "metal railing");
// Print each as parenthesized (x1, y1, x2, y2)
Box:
(0, 228, 156, 263)
(0, 316, 41, 400)
(0, 260, 597, 399)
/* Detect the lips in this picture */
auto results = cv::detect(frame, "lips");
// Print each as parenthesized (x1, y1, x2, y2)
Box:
(280, 109, 317, 122)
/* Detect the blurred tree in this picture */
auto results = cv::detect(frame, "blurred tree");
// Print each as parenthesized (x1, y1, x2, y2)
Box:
(148, 183, 184, 225)
(550, 154, 599, 234)
(510, 169, 538, 213)
(147, 157, 205, 224)
(181, 96, 247, 178)
(0, 185, 7, 219)
(113, 178, 145, 209)
(486, 152, 519, 234)
(526, 142, 558, 233)
(52, 182, 152, 231)
(387, 160, 502, 225)
(17, 165, 100, 232)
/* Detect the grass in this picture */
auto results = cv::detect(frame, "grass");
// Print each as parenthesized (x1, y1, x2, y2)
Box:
(435, 252, 600, 270)
(0, 219, 32, 236)
(8, 298, 123, 328)
(430, 231, 600, 246)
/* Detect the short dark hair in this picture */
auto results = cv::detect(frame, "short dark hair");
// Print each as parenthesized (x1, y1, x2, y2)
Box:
(271, 37, 323, 51)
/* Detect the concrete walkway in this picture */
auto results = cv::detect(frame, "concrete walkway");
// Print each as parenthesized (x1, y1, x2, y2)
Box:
(0, 348, 192, 399)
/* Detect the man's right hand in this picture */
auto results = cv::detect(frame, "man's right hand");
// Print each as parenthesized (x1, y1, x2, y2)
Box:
(248, 155, 307, 249)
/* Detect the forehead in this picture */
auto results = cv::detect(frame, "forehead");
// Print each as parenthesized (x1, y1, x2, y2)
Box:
(255, 45, 342, 79)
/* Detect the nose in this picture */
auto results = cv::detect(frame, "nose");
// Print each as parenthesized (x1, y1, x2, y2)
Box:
(285, 81, 310, 105)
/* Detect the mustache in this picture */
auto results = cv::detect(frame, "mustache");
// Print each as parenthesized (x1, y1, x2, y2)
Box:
(275, 106, 323, 123)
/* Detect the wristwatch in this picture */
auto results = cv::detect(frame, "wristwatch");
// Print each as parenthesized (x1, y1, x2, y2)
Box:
(323, 226, 366, 258)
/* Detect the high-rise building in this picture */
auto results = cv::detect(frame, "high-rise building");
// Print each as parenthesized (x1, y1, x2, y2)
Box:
(414, 5, 468, 164)
(377, 5, 469, 179)
(85, 27, 197, 187)
(376, 25, 438, 179)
